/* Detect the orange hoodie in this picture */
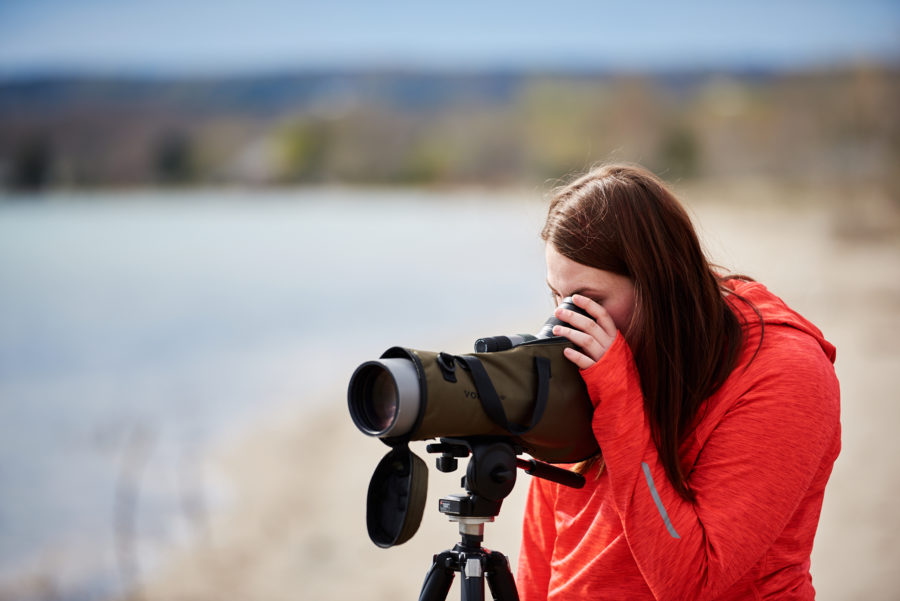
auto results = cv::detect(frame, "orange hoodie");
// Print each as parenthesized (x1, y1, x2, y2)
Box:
(517, 280, 841, 600)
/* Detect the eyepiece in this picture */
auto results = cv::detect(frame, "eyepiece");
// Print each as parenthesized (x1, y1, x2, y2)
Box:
(536, 296, 591, 339)
(348, 358, 421, 437)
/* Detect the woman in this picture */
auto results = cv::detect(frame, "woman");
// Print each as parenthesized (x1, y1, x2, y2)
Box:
(517, 164, 840, 600)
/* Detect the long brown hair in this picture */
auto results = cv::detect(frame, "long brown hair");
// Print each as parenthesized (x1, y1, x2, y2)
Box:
(542, 164, 745, 501)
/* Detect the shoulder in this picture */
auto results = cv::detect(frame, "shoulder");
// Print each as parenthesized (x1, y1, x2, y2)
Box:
(691, 323, 840, 447)
(739, 323, 839, 400)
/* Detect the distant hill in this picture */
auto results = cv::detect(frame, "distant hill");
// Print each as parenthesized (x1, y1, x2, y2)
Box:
(0, 71, 535, 114)
(1, 66, 896, 191)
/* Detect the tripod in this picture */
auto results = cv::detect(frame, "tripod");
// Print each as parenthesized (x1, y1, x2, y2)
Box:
(418, 438, 584, 601)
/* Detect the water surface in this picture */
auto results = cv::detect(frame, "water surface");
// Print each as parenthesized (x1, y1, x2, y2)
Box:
(0, 187, 550, 599)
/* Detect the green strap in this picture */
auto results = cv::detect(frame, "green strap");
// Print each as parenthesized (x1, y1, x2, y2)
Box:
(455, 354, 551, 436)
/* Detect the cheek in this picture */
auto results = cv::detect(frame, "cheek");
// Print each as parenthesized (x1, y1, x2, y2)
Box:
(606, 291, 638, 334)
(606, 304, 634, 332)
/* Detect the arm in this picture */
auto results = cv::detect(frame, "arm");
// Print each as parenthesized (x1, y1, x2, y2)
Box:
(517, 476, 557, 601)
(583, 331, 840, 600)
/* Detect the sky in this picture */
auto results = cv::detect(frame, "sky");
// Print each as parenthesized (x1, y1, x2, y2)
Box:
(0, 0, 898, 76)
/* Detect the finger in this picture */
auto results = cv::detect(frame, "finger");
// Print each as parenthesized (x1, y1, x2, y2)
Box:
(556, 299, 616, 346)
(553, 311, 616, 354)
(570, 294, 618, 338)
(552, 324, 610, 363)
(562, 346, 595, 370)
(555, 304, 613, 344)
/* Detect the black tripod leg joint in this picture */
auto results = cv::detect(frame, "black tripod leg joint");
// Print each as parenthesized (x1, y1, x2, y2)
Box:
(485, 551, 510, 571)
(485, 551, 519, 601)
(419, 551, 458, 601)
(433, 550, 457, 568)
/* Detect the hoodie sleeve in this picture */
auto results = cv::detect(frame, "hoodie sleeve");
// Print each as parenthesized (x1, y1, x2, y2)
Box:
(581, 328, 840, 600)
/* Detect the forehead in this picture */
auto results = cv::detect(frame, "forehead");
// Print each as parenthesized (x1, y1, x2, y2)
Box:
(545, 244, 627, 295)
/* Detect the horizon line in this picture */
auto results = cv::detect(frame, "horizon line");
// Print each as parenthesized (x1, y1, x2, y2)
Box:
(2, 55, 898, 83)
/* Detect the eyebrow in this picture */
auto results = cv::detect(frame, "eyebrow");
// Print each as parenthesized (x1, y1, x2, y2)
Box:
(546, 282, 605, 299)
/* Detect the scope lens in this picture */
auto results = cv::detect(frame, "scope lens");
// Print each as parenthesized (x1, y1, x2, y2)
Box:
(348, 357, 420, 437)
(366, 370, 399, 431)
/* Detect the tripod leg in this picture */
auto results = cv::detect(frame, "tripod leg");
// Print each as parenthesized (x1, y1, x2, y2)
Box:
(461, 555, 485, 601)
(485, 551, 519, 601)
(419, 551, 456, 601)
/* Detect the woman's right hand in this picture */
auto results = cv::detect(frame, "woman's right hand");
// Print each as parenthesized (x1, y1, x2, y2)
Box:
(551, 294, 619, 370)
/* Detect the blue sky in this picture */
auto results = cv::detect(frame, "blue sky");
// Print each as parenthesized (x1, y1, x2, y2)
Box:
(0, 0, 898, 75)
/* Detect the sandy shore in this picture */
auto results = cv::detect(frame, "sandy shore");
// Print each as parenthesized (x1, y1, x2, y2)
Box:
(127, 183, 899, 601)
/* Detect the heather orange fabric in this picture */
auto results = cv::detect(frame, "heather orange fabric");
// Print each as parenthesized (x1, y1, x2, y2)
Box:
(517, 280, 841, 600)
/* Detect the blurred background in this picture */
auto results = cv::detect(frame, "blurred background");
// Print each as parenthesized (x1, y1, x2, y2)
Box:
(0, 1, 898, 600)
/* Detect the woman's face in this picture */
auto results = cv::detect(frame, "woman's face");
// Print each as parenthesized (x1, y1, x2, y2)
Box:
(545, 244, 639, 340)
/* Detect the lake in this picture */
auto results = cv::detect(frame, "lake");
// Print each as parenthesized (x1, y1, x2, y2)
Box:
(0, 187, 553, 600)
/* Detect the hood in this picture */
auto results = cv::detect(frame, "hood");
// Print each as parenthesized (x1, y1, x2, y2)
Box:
(724, 279, 836, 364)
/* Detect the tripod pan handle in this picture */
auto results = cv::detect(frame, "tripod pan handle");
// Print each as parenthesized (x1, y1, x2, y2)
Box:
(517, 458, 585, 489)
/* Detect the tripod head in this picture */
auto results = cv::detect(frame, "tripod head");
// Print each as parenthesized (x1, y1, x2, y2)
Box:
(427, 436, 586, 492)
(426, 437, 586, 523)
(426, 438, 518, 520)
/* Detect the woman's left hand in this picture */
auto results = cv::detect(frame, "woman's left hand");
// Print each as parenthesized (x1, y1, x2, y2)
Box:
(551, 294, 619, 369)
